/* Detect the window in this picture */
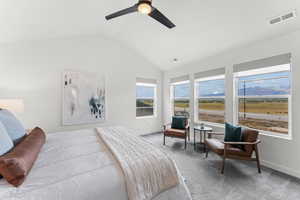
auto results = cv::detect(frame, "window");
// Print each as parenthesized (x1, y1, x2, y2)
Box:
(136, 83, 157, 118)
(234, 64, 291, 135)
(195, 75, 225, 124)
(171, 81, 190, 117)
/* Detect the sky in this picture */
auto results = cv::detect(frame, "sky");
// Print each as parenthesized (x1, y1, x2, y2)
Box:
(136, 71, 290, 98)
(174, 83, 190, 98)
(238, 71, 290, 96)
(136, 85, 155, 98)
(173, 71, 290, 98)
(198, 79, 225, 97)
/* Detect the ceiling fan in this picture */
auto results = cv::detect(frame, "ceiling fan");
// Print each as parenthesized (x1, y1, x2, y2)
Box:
(105, 0, 176, 29)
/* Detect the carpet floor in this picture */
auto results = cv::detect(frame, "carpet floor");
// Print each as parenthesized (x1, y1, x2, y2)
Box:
(143, 133, 300, 200)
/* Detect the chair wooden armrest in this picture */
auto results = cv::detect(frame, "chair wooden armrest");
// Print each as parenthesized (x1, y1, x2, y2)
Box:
(185, 123, 190, 130)
(222, 140, 261, 145)
(163, 123, 172, 130)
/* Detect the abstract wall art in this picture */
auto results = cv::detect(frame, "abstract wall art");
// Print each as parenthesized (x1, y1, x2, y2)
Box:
(62, 70, 105, 125)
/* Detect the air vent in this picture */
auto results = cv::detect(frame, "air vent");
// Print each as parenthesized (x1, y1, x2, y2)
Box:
(282, 12, 295, 20)
(270, 17, 281, 24)
(269, 10, 297, 25)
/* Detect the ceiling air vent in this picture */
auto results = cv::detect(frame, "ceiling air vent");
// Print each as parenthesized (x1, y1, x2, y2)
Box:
(270, 17, 281, 24)
(269, 10, 297, 25)
(282, 12, 295, 20)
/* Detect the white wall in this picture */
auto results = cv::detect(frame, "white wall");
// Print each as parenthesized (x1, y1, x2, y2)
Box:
(164, 30, 300, 178)
(0, 35, 163, 135)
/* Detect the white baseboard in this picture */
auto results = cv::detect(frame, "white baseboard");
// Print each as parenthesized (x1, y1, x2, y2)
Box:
(261, 160, 300, 179)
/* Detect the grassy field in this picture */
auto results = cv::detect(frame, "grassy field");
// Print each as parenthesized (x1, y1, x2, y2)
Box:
(136, 108, 154, 117)
(239, 117, 288, 134)
(174, 100, 189, 108)
(198, 99, 225, 111)
(239, 98, 288, 115)
(174, 99, 288, 115)
(198, 98, 288, 115)
(174, 98, 288, 134)
(136, 99, 154, 107)
(198, 112, 225, 124)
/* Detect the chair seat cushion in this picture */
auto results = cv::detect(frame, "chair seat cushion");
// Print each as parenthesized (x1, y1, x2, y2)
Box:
(164, 129, 186, 138)
(205, 138, 249, 157)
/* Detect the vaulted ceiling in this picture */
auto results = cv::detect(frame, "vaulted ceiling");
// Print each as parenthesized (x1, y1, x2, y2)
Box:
(0, 0, 300, 70)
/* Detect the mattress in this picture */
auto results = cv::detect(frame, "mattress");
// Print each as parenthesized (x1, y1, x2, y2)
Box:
(0, 128, 192, 200)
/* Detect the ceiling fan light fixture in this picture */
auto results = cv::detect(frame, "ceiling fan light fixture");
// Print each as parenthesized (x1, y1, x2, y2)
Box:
(138, 3, 152, 15)
(105, 0, 175, 29)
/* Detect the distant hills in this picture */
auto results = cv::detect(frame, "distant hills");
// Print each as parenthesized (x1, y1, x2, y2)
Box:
(200, 86, 289, 97)
(138, 85, 290, 98)
(237, 86, 289, 96)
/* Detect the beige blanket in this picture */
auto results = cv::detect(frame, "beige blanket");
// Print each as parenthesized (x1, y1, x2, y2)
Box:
(96, 126, 179, 200)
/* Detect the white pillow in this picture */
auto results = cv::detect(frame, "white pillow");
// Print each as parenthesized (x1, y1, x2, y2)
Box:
(0, 109, 26, 143)
(0, 121, 14, 156)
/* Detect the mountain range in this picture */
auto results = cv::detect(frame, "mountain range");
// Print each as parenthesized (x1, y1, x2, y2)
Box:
(138, 85, 290, 98)
(200, 86, 290, 97)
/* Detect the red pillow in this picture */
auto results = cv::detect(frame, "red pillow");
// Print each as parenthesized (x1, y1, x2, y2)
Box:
(0, 127, 46, 187)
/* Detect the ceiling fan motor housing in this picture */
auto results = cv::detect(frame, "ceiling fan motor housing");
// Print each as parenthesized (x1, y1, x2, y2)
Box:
(138, 0, 152, 5)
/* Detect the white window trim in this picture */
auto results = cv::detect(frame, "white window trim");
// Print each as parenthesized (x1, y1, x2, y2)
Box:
(196, 120, 226, 128)
(171, 80, 190, 85)
(170, 81, 190, 117)
(194, 75, 226, 125)
(136, 82, 157, 87)
(195, 74, 225, 82)
(136, 82, 157, 119)
(233, 64, 292, 140)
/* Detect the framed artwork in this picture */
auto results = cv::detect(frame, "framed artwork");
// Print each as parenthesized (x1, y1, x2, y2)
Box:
(62, 70, 105, 125)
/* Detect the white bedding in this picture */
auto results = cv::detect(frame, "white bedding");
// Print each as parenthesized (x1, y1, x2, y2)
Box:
(0, 128, 192, 200)
(97, 127, 180, 200)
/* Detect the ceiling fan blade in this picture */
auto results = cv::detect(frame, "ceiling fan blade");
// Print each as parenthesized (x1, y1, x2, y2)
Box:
(148, 7, 175, 29)
(105, 5, 138, 20)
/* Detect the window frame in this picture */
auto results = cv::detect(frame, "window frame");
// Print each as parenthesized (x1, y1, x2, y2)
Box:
(170, 80, 190, 118)
(233, 64, 292, 139)
(194, 75, 226, 126)
(136, 82, 157, 119)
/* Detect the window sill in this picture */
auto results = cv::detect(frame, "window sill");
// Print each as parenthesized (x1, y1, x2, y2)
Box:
(136, 116, 156, 119)
(194, 121, 225, 128)
(239, 125, 292, 140)
(194, 122, 292, 140)
(259, 131, 292, 140)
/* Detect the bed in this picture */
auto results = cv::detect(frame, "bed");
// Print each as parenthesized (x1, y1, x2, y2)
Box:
(0, 127, 192, 200)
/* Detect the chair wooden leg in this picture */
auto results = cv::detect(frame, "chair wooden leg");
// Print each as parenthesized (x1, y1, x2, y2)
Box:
(221, 156, 226, 174)
(221, 145, 227, 174)
(194, 130, 196, 150)
(163, 135, 166, 145)
(205, 147, 208, 158)
(188, 131, 190, 141)
(254, 145, 261, 173)
(184, 137, 187, 149)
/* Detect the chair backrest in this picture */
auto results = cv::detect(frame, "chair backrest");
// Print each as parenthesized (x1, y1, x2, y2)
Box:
(171, 116, 188, 130)
(242, 128, 259, 154)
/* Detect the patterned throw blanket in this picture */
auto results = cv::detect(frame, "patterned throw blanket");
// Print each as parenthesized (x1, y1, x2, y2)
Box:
(96, 126, 179, 200)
